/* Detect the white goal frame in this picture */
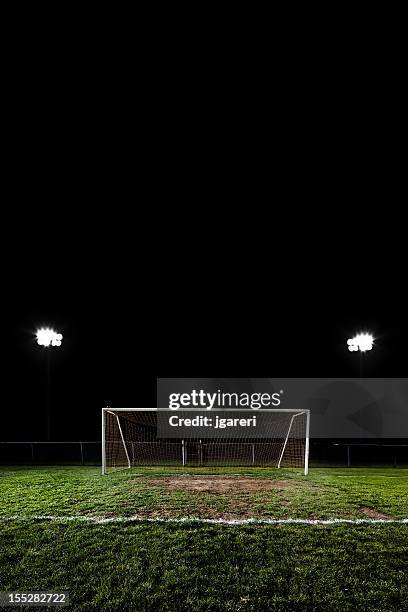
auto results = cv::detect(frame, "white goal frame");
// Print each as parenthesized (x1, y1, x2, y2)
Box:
(101, 408, 310, 475)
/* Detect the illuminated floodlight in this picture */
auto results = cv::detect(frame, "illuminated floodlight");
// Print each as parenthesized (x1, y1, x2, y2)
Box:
(347, 333, 374, 352)
(36, 328, 63, 347)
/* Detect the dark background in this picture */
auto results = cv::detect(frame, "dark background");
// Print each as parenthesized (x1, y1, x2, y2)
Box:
(3, 261, 407, 442)
(2, 0, 406, 443)
(1, 21, 406, 462)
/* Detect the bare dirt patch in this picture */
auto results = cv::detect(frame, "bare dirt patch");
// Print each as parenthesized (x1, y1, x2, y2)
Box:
(137, 476, 298, 494)
(358, 506, 392, 520)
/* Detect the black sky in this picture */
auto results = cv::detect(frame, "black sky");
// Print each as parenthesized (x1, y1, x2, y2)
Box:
(3, 35, 406, 445)
(3, 259, 407, 442)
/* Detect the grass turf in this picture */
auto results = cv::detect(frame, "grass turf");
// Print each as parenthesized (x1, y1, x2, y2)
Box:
(0, 467, 407, 611)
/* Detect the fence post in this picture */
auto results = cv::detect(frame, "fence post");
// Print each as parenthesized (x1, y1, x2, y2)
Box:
(80, 442, 84, 465)
(347, 445, 350, 467)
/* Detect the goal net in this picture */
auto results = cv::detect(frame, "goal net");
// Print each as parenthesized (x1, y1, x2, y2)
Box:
(102, 409, 310, 475)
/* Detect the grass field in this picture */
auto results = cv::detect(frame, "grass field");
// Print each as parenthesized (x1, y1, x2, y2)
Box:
(0, 466, 407, 611)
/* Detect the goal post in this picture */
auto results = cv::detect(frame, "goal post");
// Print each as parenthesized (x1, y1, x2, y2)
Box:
(101, 408, 310, 475)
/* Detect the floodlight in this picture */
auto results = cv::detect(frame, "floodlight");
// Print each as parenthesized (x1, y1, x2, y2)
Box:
(347, 332, 374, 352)
(36, 328, 63, 347)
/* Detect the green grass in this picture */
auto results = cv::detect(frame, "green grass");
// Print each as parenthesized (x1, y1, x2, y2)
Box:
(1, 466, 407, 519)
(0, 467, 407, 611)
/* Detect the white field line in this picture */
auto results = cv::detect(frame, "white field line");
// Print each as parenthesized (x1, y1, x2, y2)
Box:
(0, 515, 407, 526)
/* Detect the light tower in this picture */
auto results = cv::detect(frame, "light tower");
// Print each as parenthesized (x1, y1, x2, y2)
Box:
(36, 328, 63, 440)
(346, 332, 374, 377)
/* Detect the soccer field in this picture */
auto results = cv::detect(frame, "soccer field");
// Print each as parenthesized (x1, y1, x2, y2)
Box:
(0, 467, 407, 611)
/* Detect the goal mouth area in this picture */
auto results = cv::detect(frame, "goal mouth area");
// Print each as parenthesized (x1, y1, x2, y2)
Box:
(128, 474, 299, 494)
(102, 408, 310, 475)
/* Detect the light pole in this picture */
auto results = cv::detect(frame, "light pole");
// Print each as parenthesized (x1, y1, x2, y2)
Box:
(36, 328, 63, 440)
(346, 332, 374, 377)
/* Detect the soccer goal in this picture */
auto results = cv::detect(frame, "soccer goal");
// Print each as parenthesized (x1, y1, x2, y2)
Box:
(102, 408, 310, 475)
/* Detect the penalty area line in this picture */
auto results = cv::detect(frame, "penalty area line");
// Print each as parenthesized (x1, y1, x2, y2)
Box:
(0, 515, 407, 526)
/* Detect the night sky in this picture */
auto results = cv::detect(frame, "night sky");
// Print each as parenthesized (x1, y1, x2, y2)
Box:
(3, 66, 406, 446)
(4, 266, 407, 443)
